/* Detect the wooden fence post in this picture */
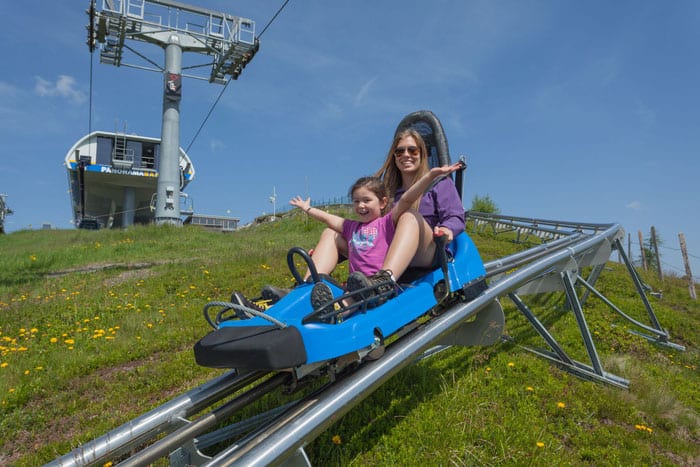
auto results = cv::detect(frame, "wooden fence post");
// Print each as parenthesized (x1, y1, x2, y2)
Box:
(651, 226, 663, 280)
(638, 230, 647, 271)
(628, 233, 632, 264)
(679, 233, 697, 300)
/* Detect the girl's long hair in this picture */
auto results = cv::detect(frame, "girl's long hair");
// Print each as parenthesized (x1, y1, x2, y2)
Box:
(374, 128, 429, 210)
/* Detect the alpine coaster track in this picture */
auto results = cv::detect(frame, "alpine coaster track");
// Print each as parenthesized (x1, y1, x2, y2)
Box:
(48, 213, 684, 467)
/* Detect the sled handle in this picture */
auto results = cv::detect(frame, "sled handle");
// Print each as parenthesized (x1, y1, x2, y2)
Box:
(287, 246, 320, 285)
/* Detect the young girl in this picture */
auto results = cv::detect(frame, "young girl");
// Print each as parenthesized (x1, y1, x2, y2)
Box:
(290, 161, 462, 309)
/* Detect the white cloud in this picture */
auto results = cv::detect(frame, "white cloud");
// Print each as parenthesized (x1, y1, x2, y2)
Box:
(626, 200, 642, 211)
(353, 77, 377, 107)
(34, 75, 86, 105)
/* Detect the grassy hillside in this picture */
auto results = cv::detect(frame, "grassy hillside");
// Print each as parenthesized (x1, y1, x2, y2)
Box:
(0, 213, 698, 466)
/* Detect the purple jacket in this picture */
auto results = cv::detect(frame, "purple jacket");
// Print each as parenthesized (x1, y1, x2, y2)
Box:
(394, 177, 465, 238)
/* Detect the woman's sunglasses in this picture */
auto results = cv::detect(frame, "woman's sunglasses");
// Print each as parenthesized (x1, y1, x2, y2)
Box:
(394, 146, 420, 157)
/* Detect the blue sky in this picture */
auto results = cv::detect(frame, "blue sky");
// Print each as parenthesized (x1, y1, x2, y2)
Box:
(1, 1, 698, 279)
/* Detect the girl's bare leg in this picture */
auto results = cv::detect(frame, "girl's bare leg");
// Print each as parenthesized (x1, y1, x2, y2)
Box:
(305, 227, 349, 278)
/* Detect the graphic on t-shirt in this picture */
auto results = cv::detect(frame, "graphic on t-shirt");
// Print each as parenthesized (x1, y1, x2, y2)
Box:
(351, 225, 378, 252)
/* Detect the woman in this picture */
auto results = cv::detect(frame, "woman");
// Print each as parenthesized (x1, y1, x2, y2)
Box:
(262, 128, 465, 303)
(341, 128, 465, 301)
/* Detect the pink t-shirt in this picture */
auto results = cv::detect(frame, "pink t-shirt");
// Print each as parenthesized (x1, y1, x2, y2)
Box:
(342, 213, 396, 275)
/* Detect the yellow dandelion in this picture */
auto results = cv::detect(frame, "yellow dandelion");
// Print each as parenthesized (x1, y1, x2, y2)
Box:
(526, 386, 534, 392)
(332, 435, 342, 445)
(64, 339, 75, 345)
(0, 363, 8, 368)
(50, 337, 58, 343)
(24, 370, 30, 375)
(556, 402, 566, 409)
(507, 362, 515, 367)
(634, 423, 653, 433)
(536, 442, 545, 448)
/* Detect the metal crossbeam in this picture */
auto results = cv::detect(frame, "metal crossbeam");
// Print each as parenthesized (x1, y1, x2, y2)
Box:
(91, 0, 257, 82)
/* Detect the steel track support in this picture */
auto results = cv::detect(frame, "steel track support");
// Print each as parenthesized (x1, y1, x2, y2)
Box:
(119, 373, 289, 467)
(48, 370, 261, 467)
(561, 270, 604, 375)
(508, 292, 574, 366)
(580, 263, 605, 306)
(508, 288, 629, 389)
(575, 273, 685, 351)
(171, 400, 300, 466)
(614, 237, 663, 329)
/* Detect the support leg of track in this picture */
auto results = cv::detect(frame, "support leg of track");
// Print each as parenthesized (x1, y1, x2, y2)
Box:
(508, 292, 574, 366)
(508, 290, 629, 389)
(561, 270, 603, 375)
(614, 238, 663, 330)
(580, 263, 605, 306)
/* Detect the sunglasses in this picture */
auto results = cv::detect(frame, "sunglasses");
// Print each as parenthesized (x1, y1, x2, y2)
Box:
(394, 145, 420, 157)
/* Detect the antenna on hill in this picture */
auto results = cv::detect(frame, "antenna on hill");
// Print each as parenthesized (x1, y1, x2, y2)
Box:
(86, 0, 259, 226)
(269, 186, 277, 220)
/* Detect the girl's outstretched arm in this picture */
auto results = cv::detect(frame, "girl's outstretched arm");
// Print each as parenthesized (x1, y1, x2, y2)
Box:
(289, 196, 346, 233)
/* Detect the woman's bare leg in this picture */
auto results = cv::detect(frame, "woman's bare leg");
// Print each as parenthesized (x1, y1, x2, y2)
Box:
(382, 210, 436, 280)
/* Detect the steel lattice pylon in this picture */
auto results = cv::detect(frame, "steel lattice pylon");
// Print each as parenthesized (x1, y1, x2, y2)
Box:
(86, 0, 258, 226)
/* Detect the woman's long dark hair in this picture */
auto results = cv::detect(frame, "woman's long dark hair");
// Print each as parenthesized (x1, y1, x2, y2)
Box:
(374, 129, 429, 210)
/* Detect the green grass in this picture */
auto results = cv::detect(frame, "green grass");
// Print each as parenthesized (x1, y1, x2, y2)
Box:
(1, 213, 698, 466)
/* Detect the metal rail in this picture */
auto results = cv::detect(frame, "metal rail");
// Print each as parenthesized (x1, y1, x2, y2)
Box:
(48, 214, 684, 466)
(47, 371, 266, 467)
